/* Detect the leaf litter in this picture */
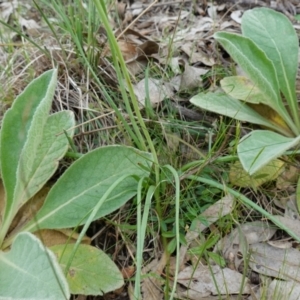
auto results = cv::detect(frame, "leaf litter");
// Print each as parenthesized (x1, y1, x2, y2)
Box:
(1, 0, 300, 299)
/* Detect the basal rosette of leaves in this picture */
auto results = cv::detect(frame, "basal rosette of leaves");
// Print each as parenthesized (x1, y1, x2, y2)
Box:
(0, 69, 153, 299)
(190, 7, 300, 185)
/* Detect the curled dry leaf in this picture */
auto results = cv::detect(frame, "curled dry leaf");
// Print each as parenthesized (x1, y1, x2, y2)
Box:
(231, 10, 243, 24)
(229, 159, 285, 189)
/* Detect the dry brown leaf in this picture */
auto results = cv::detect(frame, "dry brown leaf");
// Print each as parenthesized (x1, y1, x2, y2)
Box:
(118, 40, 138, 61)
(34, 228, 91, 248)
(117, 1, 127, 20)
(179, 63, 207, 90)
(273, 215, 300, 238)
(121, 265, 135, 279)
(141, 252, 167, 300)
(8, 185, 51, 235)
(127, 40, 159, 75)
(179, 195, 235, 270)
(231, 10, 243, 24)
(0, 0, 17, 22)
(133, 78, 173, 107)
(277, 164, 299, 190)
(267, 280, 300, 300)
(177, 264, 251, 299)
(249, 242, 300, 282)
(267, 239, 293, 249)
(214, 221, 276, 270)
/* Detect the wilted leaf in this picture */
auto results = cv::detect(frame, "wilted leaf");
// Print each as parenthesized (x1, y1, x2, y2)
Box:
(50, 243, 123, 295)
(221, 76, 267, 104)
(277, 164, 299, 190)
(34, 228, 91, 247)
(248, 103, 291, 134)
(229, 159, 284, 188)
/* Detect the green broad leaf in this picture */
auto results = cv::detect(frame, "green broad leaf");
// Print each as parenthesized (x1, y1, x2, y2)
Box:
(237, 130, 300, 175)
(0, 70, 57, 220)
(17, 111, 75, 205)
(190, 92, 281, 132)
(0, 232, 69, 299)
(242, 8, 299, 127)
(220, 76, 268, 104)
(214, 32, 289, 123)
(229, 159, 284, 188)
(25, 145, 152, 231)
(50, 244, 123, 295)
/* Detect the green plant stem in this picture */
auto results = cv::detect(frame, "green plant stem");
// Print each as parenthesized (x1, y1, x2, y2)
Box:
(163, 165, 180, 300)
(134, 182, 155, 299)
(93, 0, 163, 241)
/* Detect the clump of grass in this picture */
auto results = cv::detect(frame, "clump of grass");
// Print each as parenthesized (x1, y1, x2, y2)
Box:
(2, 1, 289, 299)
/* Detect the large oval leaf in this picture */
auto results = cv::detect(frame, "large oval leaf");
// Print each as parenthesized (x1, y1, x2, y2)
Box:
(214, 32, 295, 134)
(190, 92, 288, 134)
(18, 110, 75, 206)
(242, 8, 299, 128)
(0, 232, 69, 299)
(25, 145, 152, 231)
(50, 244, 124, 295)
(0, 70, 57, 218)
(238, 130, 300, 175)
